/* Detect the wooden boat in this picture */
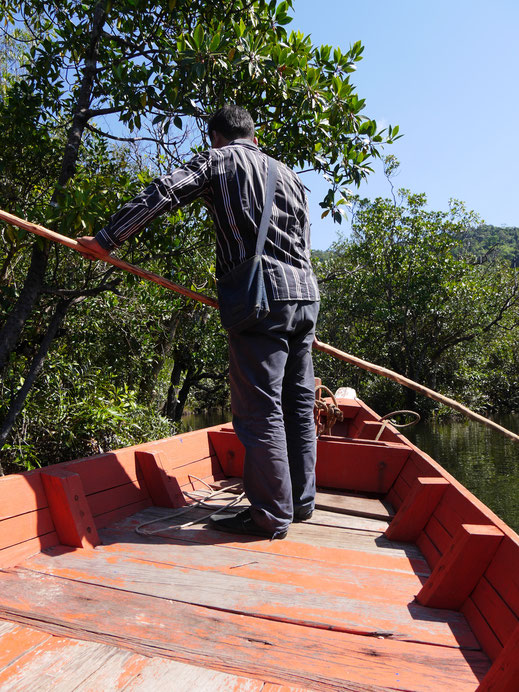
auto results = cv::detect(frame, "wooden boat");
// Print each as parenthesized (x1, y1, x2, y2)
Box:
(0, 392, 517, 691)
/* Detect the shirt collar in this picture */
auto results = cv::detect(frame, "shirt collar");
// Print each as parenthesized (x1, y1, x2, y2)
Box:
(228, 138, 259, 150)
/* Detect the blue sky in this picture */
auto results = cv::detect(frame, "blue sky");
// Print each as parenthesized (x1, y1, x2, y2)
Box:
(290, 0, 519, 249)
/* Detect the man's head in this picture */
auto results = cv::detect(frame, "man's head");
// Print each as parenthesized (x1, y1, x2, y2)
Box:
(208, 105, 256, 148)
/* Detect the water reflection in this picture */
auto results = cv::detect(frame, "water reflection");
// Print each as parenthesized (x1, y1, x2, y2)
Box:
(180, 410, 231, 433)
(405, 415, 519, 534)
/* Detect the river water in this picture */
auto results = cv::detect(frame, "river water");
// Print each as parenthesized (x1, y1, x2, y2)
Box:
(181, 411, 519, 534)
(405, 414, 519, 534)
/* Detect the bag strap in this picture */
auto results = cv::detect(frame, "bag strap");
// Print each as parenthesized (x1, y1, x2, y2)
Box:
(254, 156, 278, 256)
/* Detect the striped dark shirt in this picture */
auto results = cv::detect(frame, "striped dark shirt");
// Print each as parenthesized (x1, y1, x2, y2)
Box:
(95, 139, 319, 302)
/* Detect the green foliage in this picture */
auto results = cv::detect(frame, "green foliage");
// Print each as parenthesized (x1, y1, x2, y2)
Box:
(1, 357, 176, 472)
(462, 224, 519, 266)
(1, 0, 400, 471)
(315, 191, 519, 415)
(1, 0, 398, 214)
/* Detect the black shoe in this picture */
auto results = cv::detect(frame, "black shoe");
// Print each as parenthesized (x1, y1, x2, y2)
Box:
(293, 508, 313, 523)
(210, 508, 288, 540)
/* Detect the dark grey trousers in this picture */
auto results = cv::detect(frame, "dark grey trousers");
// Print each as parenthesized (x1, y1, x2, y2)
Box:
(227, 300, 319, 534)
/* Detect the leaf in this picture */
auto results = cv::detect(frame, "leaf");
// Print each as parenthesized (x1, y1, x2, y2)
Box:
(193, 24, 204, 50)
(209, 32, 221, 52)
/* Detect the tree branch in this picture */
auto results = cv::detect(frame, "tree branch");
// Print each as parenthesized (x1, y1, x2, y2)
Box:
(85, 122, 163, 144)
(85, 105, 125, 118)
(41, 278, 122, 298)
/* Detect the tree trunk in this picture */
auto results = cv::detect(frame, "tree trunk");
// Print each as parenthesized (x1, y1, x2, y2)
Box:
(175, 365, 195, 422)
(0, 299, 73, 473)
(0, 243, 49, 373)
(139, 312, 180, 400)
(163, 358, 184, 420)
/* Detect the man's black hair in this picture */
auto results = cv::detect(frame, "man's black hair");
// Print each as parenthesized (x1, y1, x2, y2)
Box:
(207, 105, 255, 141)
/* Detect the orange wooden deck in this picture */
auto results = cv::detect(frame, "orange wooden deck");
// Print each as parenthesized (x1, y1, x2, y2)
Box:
(0, 486, 490, 691)
(0, 397, 518, 690)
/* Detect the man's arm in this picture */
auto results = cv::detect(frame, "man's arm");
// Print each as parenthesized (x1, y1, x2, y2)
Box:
(80, 151, 212, 256)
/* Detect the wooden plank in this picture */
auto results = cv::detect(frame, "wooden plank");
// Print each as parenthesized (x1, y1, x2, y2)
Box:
(315, 490, 394, 521)
(102, 507, 431, 575)
(391, 469, 413, 496)
(130, 503, 425, 562)
(285, 519, 424, 559)
(0, 472, 48, 520)
(0, 569, 490, 691)
(386, 479, 406, 510)
(21, 550, 478, 649)
(385, 478, 449, 542)
(57, 429, 216, 497)
(201, 486, 389, 532)
(88, 482, 149, 518)
(482, 537, 519, 618)
(356, 420, 397, 442)
(262, 685, 315, 692)
(0, 621, 17, 636)
(470, 577, 518, 648)
(94, 499, 151, 531)
(0, 622, 51, 672)
(341, 402, 375, 439)
(184, 497, 389, 533)
(135, 450, 188, 507)
(137, 428, 214, 469)
(0, 634, 133, 691)
(60, 451, 143, 496)
(208, 430, 245, 477)
(395, 448, 513, 541)
(306, 508, 389, 533)
(0, 532, 59, 570)
(139, 658, 262, 691)
(423, 513, 453, 555)
(432, 486, 491, 537)
(476, 622, 519, 691)
(168, 454, 226, 489)
(79, 536, 429, 607)
(117, 656, 265, 692)
(416, 531, 442, 569)
(0, 620, 264, 692)
(403, 449, 444, 480)
(41, 468, 100, 549)
(0, 508, 55, 551)
(315, 439, 410, 493)
(399, 453, 442, 487)
(336, 400, 362, 419)
(462, 596, 503, 661)
(417, 524, 504, 609)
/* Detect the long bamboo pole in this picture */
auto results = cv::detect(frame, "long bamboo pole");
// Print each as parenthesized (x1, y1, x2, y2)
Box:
(2, 208, 518, 443)
(313, 340, 519, 443)
(0, 209, 217, 308)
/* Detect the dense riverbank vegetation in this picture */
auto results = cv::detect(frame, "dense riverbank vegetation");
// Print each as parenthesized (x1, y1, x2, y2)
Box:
(1, 1, 518, 472)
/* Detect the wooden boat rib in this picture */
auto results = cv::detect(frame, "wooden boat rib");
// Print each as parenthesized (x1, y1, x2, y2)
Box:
(0, 395, 517, 691)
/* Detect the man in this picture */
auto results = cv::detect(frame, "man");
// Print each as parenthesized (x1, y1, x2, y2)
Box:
(78, 105, 320, 540)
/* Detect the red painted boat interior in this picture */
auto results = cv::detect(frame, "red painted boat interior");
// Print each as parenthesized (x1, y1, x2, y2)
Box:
(0, 397, 517, 690)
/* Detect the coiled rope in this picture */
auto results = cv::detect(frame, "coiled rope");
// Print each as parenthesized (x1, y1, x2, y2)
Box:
(135, 476, 245, 536)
